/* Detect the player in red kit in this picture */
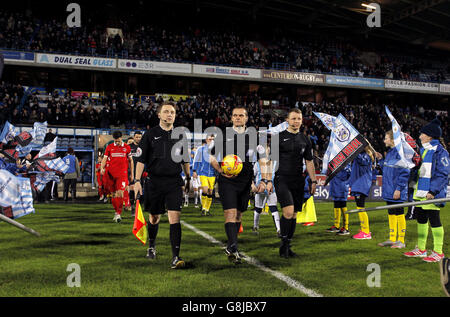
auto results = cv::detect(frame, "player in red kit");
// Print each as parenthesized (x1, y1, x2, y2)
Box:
(100, 131, 134, 222)
(102, 154, 113, 202)
(95, 153, 104, 201)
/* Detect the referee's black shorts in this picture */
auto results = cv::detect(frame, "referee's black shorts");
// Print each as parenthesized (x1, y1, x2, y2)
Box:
(218, 176, 252, 212)
(274, 174, 305, 212)
(144, 175, 184, 214)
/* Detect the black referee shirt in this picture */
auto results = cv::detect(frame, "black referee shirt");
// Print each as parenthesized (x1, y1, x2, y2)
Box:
(276, 130, 313, 177)
(129, 142, 141, 173)
(213, 127, 266, 183)
(136, 125, 187, 177)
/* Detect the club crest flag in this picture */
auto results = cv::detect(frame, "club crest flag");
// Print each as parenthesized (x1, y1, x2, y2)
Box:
(385, 106, 417, 169)
(313, 112, 336, 131)
(323, 114, 368, 185)
(132, 199, 147, 244)
(314, 112, 337, 173)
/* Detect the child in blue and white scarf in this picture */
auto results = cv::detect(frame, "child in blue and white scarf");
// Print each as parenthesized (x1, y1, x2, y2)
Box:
(404, 118, 450, 262)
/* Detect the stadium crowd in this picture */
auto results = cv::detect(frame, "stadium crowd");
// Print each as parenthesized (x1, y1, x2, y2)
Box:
(0, 10, 449, 83)
(1, 80, 448, 173)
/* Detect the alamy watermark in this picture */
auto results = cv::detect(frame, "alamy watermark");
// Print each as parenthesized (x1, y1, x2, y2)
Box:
(169, 119, 280, 169)
(66, 3, 81, 28)
(366, 263, 381, 287)
(366, 3, 381, 28)
(66, 263, 81, 287)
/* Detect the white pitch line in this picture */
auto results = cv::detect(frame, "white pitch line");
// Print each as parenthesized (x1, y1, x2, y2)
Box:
(180, 220, 323, 298)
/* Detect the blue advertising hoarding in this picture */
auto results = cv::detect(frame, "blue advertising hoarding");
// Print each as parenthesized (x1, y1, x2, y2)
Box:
(326, 75, 384, 88)
(1, 50, 35, 62)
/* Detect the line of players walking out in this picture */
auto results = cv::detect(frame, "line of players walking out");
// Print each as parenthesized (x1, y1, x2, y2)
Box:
(95, 102, 449, 269)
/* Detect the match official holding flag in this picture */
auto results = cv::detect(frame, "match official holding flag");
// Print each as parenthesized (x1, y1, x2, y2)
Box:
(134, 101, 191, 269)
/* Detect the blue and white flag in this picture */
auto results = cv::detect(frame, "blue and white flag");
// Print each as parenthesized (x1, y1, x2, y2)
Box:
(313, 112, 337, 173)
(0, 169, 35, 219)
(44, 158, 69, 174)
(0, 121, 18, 144)
(313, 112, 336, 131)
(16, 121, 48, 157)
(34, 171, 60, 192)
(33, 138, 69, 174)
(385, 106, 416, 169)
(258, 121, 289, 135)
(323, 114, 368, 185)
(36, 136, 57, 159)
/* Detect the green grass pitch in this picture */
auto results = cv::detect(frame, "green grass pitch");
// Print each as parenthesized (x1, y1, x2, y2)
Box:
(0, 200, 448, 297)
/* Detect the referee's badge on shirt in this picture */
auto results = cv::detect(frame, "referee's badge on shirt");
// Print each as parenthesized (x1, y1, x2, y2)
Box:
(133, 147, 142, 157)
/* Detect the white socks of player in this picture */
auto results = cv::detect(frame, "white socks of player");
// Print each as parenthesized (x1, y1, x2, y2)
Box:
(194, 191, 199, 205)
(272, 211, 281, 232)
(254, 211, 261, 228)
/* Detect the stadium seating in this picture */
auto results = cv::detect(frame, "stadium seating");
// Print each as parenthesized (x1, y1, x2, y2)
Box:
(2, 78, 448, 164)
(0, 10, 448, 84)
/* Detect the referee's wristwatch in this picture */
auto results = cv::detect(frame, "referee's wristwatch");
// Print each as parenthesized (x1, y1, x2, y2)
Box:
(311, 180, 317, 184)
(185, 176, 191, 180)
(134, 179, 141, 183)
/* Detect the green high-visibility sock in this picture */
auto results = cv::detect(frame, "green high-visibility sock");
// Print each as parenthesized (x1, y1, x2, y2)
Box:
(431, 226, 444, 254)
(417, 222, 429, 251)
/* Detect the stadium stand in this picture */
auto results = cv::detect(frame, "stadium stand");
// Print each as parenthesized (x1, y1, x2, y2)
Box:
(0, 8, 449, 84)
(1, 79, 448, 176)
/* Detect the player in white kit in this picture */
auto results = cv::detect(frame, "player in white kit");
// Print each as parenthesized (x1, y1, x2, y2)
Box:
(252, 159, 281, 236)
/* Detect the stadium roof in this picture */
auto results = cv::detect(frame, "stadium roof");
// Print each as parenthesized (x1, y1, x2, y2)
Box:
(154, 0, 450, 51)
(8, 0, 450, 52)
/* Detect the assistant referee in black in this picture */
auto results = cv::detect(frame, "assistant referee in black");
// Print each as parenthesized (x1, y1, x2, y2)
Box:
(134, 101, 190, 269)
(275, 108, 317, 258)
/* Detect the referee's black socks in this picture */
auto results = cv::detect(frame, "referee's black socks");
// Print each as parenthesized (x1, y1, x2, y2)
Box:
(225, 222, 238, 252)
(129, 190, 135, 207)
(280, 216, 297, 241)
(288, 217, 297, 240)
(280, 216, 290, 241)
(170, 223, 182, 258)
(148, 222, 159, 248)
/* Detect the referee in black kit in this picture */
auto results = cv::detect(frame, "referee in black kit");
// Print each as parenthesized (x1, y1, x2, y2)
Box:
(275, 108, 317, 258)
(134, 101, 190, 269)
(209, 106, 270, 264)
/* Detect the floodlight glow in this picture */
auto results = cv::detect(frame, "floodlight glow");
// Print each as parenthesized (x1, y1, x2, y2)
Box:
(361, 3, 377, 10)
